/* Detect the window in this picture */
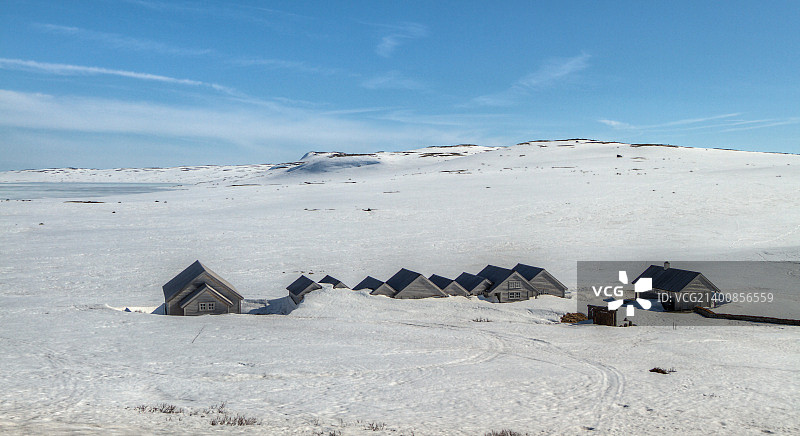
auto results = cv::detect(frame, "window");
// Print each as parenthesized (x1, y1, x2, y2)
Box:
(508, 281, 522, 289)
(199, 302, 215, 311)
(508, 291, 522, 300)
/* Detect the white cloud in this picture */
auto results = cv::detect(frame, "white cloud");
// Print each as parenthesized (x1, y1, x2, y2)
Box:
(0, 58, 237, 95)
(598, 113, 799, 134)
(517, 53, 590, 89)
(33, 23, 213, 56)
(471, 53, 590, 106)
(0, 90, 506, 160)
(375, 22, 428, 58)
(599, 119, 634, 129)
(361, 71, 425, 90)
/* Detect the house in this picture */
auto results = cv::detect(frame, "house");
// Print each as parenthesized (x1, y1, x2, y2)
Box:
(454, 272, 492, 296)
(512, 263, 568, 297)
(477, 265, 539, 302)
(632, 261, 721, 311)
(287, 275, 322, 305)
(377, 268, 448, 299)
(428, 274, 470, 297)
(587, 304, 617, 326)
(353, 276, 385, 292)
(162, 260, 243, 316)
(319, 275, 348, 289)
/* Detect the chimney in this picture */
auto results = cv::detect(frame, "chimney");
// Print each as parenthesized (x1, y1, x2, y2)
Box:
(664, 261, 670, 270)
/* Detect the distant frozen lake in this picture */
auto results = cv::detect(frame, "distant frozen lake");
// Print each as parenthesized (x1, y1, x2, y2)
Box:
(0, 182, 180, 200)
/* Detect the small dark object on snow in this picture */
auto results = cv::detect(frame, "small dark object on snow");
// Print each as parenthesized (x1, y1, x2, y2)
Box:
(650, 367, 675, 374)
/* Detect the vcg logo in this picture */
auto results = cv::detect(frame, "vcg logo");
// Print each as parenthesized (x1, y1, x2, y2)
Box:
(591, 271, 652, 316)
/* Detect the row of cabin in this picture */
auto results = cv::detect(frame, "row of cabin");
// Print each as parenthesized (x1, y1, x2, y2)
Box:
(161, 260, 721, 317)
(287, 263, 568, 304)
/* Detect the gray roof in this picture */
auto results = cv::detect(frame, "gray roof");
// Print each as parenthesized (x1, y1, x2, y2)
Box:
(633, 265, 705, 293)
(476, 265, 515, 286)
(512, 263, 544, 281)
(162, 260, 240, 302)
(455, 272, 491, 292)
(386, 268, 425, 292)
(428, 274, 455, 290)
(353, 276, 384, 291)
(287, 275, 322, 295)
(319, 275, 347, 288)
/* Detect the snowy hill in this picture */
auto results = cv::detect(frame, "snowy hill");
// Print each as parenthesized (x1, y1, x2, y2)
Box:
(1, 139, 799, 434)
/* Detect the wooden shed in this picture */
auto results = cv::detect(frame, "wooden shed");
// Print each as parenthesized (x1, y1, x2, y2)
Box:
(512, 263, 568, 297)
(287, 275, 322, 305)
(477, 265, 539, 303)
(587, 304, 617, 326)
(319, 275, 348, 289)
(632, 262, 721, 311)
(379, 268, 448, 299)
(428, 274, 470, 297)
(162, 260, 243, 316)
(454, 272, 492, 296)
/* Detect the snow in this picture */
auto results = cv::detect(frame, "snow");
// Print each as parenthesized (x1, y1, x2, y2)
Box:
(1, 139, 799, 434)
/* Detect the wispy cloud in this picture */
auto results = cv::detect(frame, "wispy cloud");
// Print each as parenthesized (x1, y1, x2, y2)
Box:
(33, 23, 213, 56)
(517, 53, 590, 88)
(374, 22, 428, 58)
(234, 57, 343, 75)
(0, 90, 507, 164)
(361, 71, 425, 90)
(471, 53, 591, 106)
(0, 58, 236, 95)
(599, 113, 800, 134)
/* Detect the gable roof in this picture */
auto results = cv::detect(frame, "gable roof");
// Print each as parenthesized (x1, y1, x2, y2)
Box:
(428, 274, 455, 290)
(353, 276, 384, 291)
(476, 265, 516, 288)
(319, 275, 347, 288)
(162, 260, 240, 302)
(385, 268, 425, 292)
(512, 263, 544, 281)
(455, 272, 491, 292)
(429, 275, 469, 296)
(633, 265, 712, 293)
(179, 283, 234, 309)
(286, 275, 322, 295)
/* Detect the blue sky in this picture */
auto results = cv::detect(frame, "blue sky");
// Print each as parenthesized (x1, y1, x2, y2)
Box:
(1, 0, 798, 170)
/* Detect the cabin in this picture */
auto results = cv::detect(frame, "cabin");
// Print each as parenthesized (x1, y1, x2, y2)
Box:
(428, 274, 470, 297)
(454, 272, 492, 296)
(587, 304, 617, 326)
(378, 268, 448, 299)
(287, 275, 323, 305)
(512, 263, 568, 297)
(319, 275, 348, 289)
(162, 260, 243, 316)
(632, 262, 721, 311)
(477, 265, 539, 303)
(353, 276, 385, 292)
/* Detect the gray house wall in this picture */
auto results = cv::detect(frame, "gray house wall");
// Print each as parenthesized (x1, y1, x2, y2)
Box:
(182, 289, 233, 316)
(486, 272, 539, 303)
(166, 272, 242, 316)
(661, 276, 719, 311)
(393, 276, 447, 299)
(529, 271, 567, 297)
(440, 282, 469, 297)
(371, 283, 397, 297)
